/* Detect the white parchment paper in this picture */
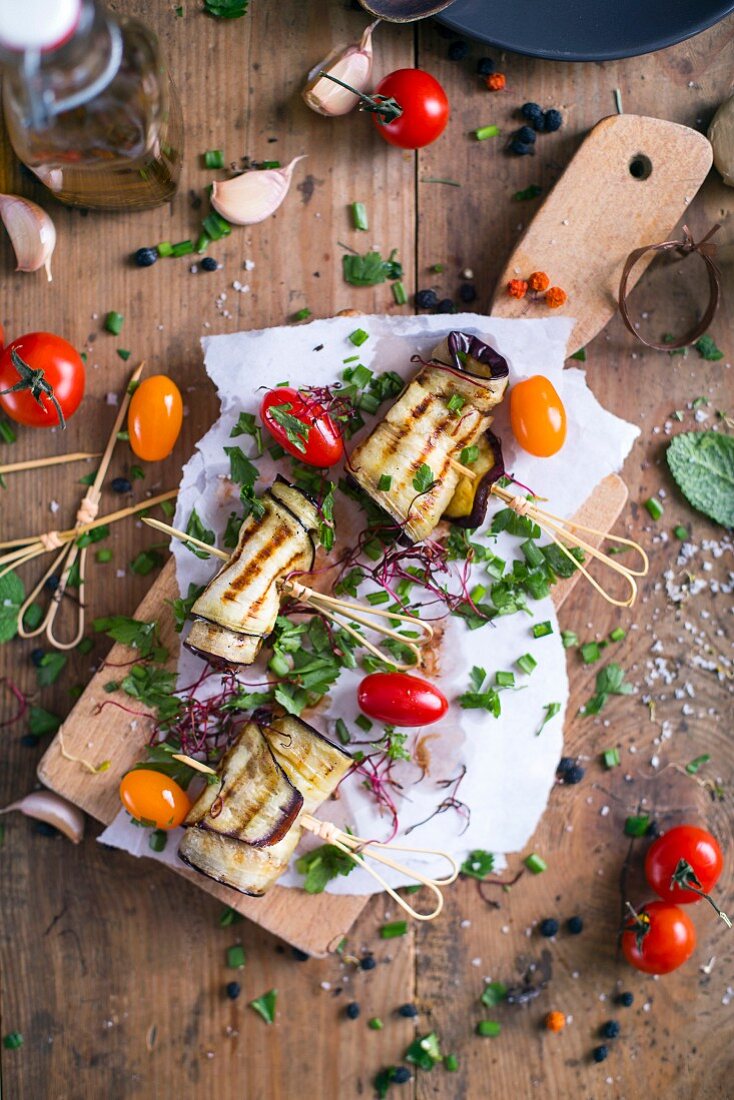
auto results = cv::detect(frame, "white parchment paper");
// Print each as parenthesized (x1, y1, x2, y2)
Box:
(100, 314, 639, 895)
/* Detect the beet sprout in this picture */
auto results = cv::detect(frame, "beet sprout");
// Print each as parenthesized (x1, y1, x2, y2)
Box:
(0, 678, 27, 727)
(404, 764, 471, 836)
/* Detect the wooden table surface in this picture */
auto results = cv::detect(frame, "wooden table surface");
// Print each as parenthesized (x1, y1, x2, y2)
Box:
(1, 4, 733, 1098)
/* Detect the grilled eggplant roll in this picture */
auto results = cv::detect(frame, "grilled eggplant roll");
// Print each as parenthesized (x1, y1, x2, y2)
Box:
(348, 332, 509, 542)
(186, 479, 319, 666)
(442, 428, 505, 528)
(183, 721, 303, 846)
(178, 716, 352, 896)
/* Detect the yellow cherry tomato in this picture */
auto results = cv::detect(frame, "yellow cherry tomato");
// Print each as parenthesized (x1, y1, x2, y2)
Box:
(119, 768, 191, 829)
(509, 375, 567, 457)
(128, 375, 183, 462)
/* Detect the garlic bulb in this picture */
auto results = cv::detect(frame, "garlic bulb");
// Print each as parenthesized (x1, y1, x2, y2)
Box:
(0, 194, 56, 281)
(303, 21, 378, 116)
(0, 789, 85, 843)
(211, 156, 307, 226)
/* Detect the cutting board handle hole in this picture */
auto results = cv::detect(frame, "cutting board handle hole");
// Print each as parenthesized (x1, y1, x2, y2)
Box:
(629, 154, 653, 180)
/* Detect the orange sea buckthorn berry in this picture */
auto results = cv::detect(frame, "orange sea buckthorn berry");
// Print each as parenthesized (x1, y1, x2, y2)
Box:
(528, 271, 550, 292)
(486, 73, 506, 91)
(545, 1011, 566, 1033)
(507, 278, 528, 299)
(545, 286, 568, 309)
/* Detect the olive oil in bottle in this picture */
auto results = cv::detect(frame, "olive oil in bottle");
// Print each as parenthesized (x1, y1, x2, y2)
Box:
(0, 0, 183, 210)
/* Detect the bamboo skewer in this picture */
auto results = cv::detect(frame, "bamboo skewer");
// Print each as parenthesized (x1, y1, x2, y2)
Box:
(142, 516, 432, 668)
(448, 456, 477, 480)
(0, 451, 102, 476)
(166, 755, 458, 920)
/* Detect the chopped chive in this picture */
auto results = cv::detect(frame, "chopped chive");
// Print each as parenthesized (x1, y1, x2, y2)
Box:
(377, 474, 392, 491)
(149, 829, 167, 852)
(203, 148, 224, 169)
(260, 160, 281, 169)
(624, 814, 650, 837)
(495, 670, 515, 688)
(520, 539, 544, 568)
(350, 201, 369, 231)
(444, 1054, 459, 1071)
(227, 944, 246, 969)
(156, 241, 174, 257)
(356, 392, 380, 414)
(292, 307, 312, 322)
(201, 211, 231, 240)
(3, 1031, 23, 1050)
(268, 653, 290, 678)
(0, 419, 16, 443)
(580, 642, 601, 664)
(474, 125, 501, 140)
(532, 621, 553, 639)
(429, 263, 444, 273)
(609, 627, 626, 642)
(368, 1017, 384, 1030)
(195, 231, 211, 253)
(523, 852, 547, 874)
(392, 281, 407, 305)
(476, 1020, 501, 1037)
(537, 701, 561, 735)
(171, 239, 194, 256)
(343, 355, 360, 364)
(673, 525, 689, 540)
(644, 497, 663, 520)
(219, 905, 244, 927)
(116, 348, 131, 361)
(685, 753, 710, 775)
(516, 653, 537, 676)
(335, 718, 351, 745)
(95, 548, 113, 564)
(366, 591, 390, 606)
(561, 630, 578, 648)
(470, 583, 486, 603)
(116, 430, 129, 442)
(104, 311, 124, 335)
(602, 748, 621, 769)
(348, 328, 369, 347)
(379, 920, 408, 939)
(350, 364, 373, 387)
(355, 714, 373, 732)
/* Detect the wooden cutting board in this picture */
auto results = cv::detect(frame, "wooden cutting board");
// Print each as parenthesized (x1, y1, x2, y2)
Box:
(38, 474, 628, 957)
(491, 114, 712, 352)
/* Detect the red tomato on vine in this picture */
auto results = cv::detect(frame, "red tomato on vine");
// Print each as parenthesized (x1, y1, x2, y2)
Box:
(0, 332, 85, 429)
(621, 901, 696, 975)
(645, 824, 730, 925)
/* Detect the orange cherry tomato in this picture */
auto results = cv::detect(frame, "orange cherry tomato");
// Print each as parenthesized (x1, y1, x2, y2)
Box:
(119, 768, 191, 829)
(128, 375, 183, 461)
(509, 375, 567, 458)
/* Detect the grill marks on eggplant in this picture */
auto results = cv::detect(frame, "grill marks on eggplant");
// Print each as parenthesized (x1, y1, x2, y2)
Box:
(178, 715, 353, 897)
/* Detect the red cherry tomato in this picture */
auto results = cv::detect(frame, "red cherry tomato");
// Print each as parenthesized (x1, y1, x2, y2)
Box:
(128, 375, 183, 461)
(645, 824, 724, 906)
(358, 672, 448, 727)
(621, 901, 696, 975)
(509, 375, 567, 458)
(119, 768, 191, 830)
(371, 69, 449, 150)
(261, 387, 343, 467)
(0, 332, 85, 428)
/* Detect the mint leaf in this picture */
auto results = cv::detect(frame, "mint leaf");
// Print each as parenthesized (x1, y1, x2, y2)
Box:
(667, 431, 734, 528)
(0, 569, 24, 643)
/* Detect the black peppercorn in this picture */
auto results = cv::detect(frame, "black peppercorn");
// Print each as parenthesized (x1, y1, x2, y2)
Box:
(516, 126, 537, 145)
(436, 298, 455, 314)
(393, 1067, 412, 1084)
(459, 283, 477, 303)
(447, 40, 469, 61)
(508, 138, 534, 156)
(111, 477, 132, 494)
(544, 109, 563, 132)
(476, 57, 495, 77)
(201, 256, 218, 272)
(345, 1002, 361, 1020)
(616, 991, 634, 1007)
(415, 288, 439, 310)
(539, 918, 559, 937)
(134, 247, 158, 267)
(361, 955, 376, 971)
(225, 981, 241, 1000)
(592, 1045, 609, 1063)
(601, 1020, 620, 1039)
(567, 915, 584, 935)
(397, 1003, 418, 1018)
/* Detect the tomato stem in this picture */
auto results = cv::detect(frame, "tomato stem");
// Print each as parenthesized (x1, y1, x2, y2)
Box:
(623, 901, 651, 950)
(670, 858, 732, 928)
(316, 71, 403, 125)
(0, 349, 66, 428)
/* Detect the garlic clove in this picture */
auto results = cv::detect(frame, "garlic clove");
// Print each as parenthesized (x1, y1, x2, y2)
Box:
(211, 156, 307, 226)
(303, 21, 378, 116)
(0, 789, 85, 843)
(0, 194, 56, 282)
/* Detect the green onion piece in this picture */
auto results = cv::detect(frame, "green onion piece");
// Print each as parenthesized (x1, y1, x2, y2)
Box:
(392, 281, 407, 305)
(343, 355, 360, 364)
(356, 392, 380, 414)
(350, 201, 369, 231)
(569, 347, 587, 361)
(377, 474, 392, 491)
(202, 211, 232, 240)
(523, 852, 547, 874)
(379, 920, 408, 939)
(355, 714, 373, 732)
(644, 496, 664, 520)
(95, 548, 112, 564)
(444, 1054, 459, 1072)
(520, 539, 544, 568)
(268, 653, 290, 678)
(673, 525, 689, 540)
(219, 905, 244, 927)
(430, 262, 445, 273)
(475, 125, 501, 140)
(516, 653, 537, 676)
(195, 231, 211, 253)
(335, 718, 351, 745)
(470, 583, 486, 603)
(363, 539, 382, 561)
(368, 1017, 384, 1030)
(349, 328, 369, 347)
(476, 1020, 501, 1037)
(226, 944, 246, 969)
(0, 419, 16, 443)
(116, 348, 131, 361)
(350, 363, 373, 387)
(447, 393, 466, 416)
(602, 748, 621, 769)
(532, 621, 553, 639)
(3, 1031, 23, 1050)
(149, 829, 167, 852)
(609, 627, 626, 642)
(580, 642, 601, 664)
(366, 591, 390, 606)
(156, 241, 174, 257)
(104, 311, 124, 335)
(292, 307, 312, 322)
(203, 149, 225, 169)
(561, 630, 578, 648)
(685, 753, 710, 775)
(624, 814, 651, 837)
(260, 160, 281, 169)
(171, 239, 194, 257)
(495, 670, 515, 688)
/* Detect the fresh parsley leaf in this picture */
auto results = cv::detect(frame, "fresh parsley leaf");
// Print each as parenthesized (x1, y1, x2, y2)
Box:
(36, 652, 67, 687)
(224, 444, 259, 487)
(230, 411, 263, 454)
(249, 989, 277, 1024)
(120, 664, 180, 722)
(0, 569, 24, 643)
(134, 742, 194, 786)
(222, 511, 244, 549)
(318, 482, 336, 552)
(263, 404, 309, 454)
(694, 334, 724, 361)
(203, 0, 248, 18)
(27, 706, 61, 739)
(93, 615, 167, 661)
(296, 843, 356, 893)
(536, 701, 561, 735)
(184, 508, 215, 559)
(513, 184, 542, 201)
(461, 849, 494, 880)
(405, 1033, 442, 1071)
(460, 444, 479, 465)
(580, 661, 634, 716)
(480, 980, 507, 1007)
(412, 463, 435, 494)
(129, 549, 163, 576)
(168, 582, 205, 633)
(666, 431, 734, 528)
(334, 567, 364, 598)
(75, 523, 110, 549)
